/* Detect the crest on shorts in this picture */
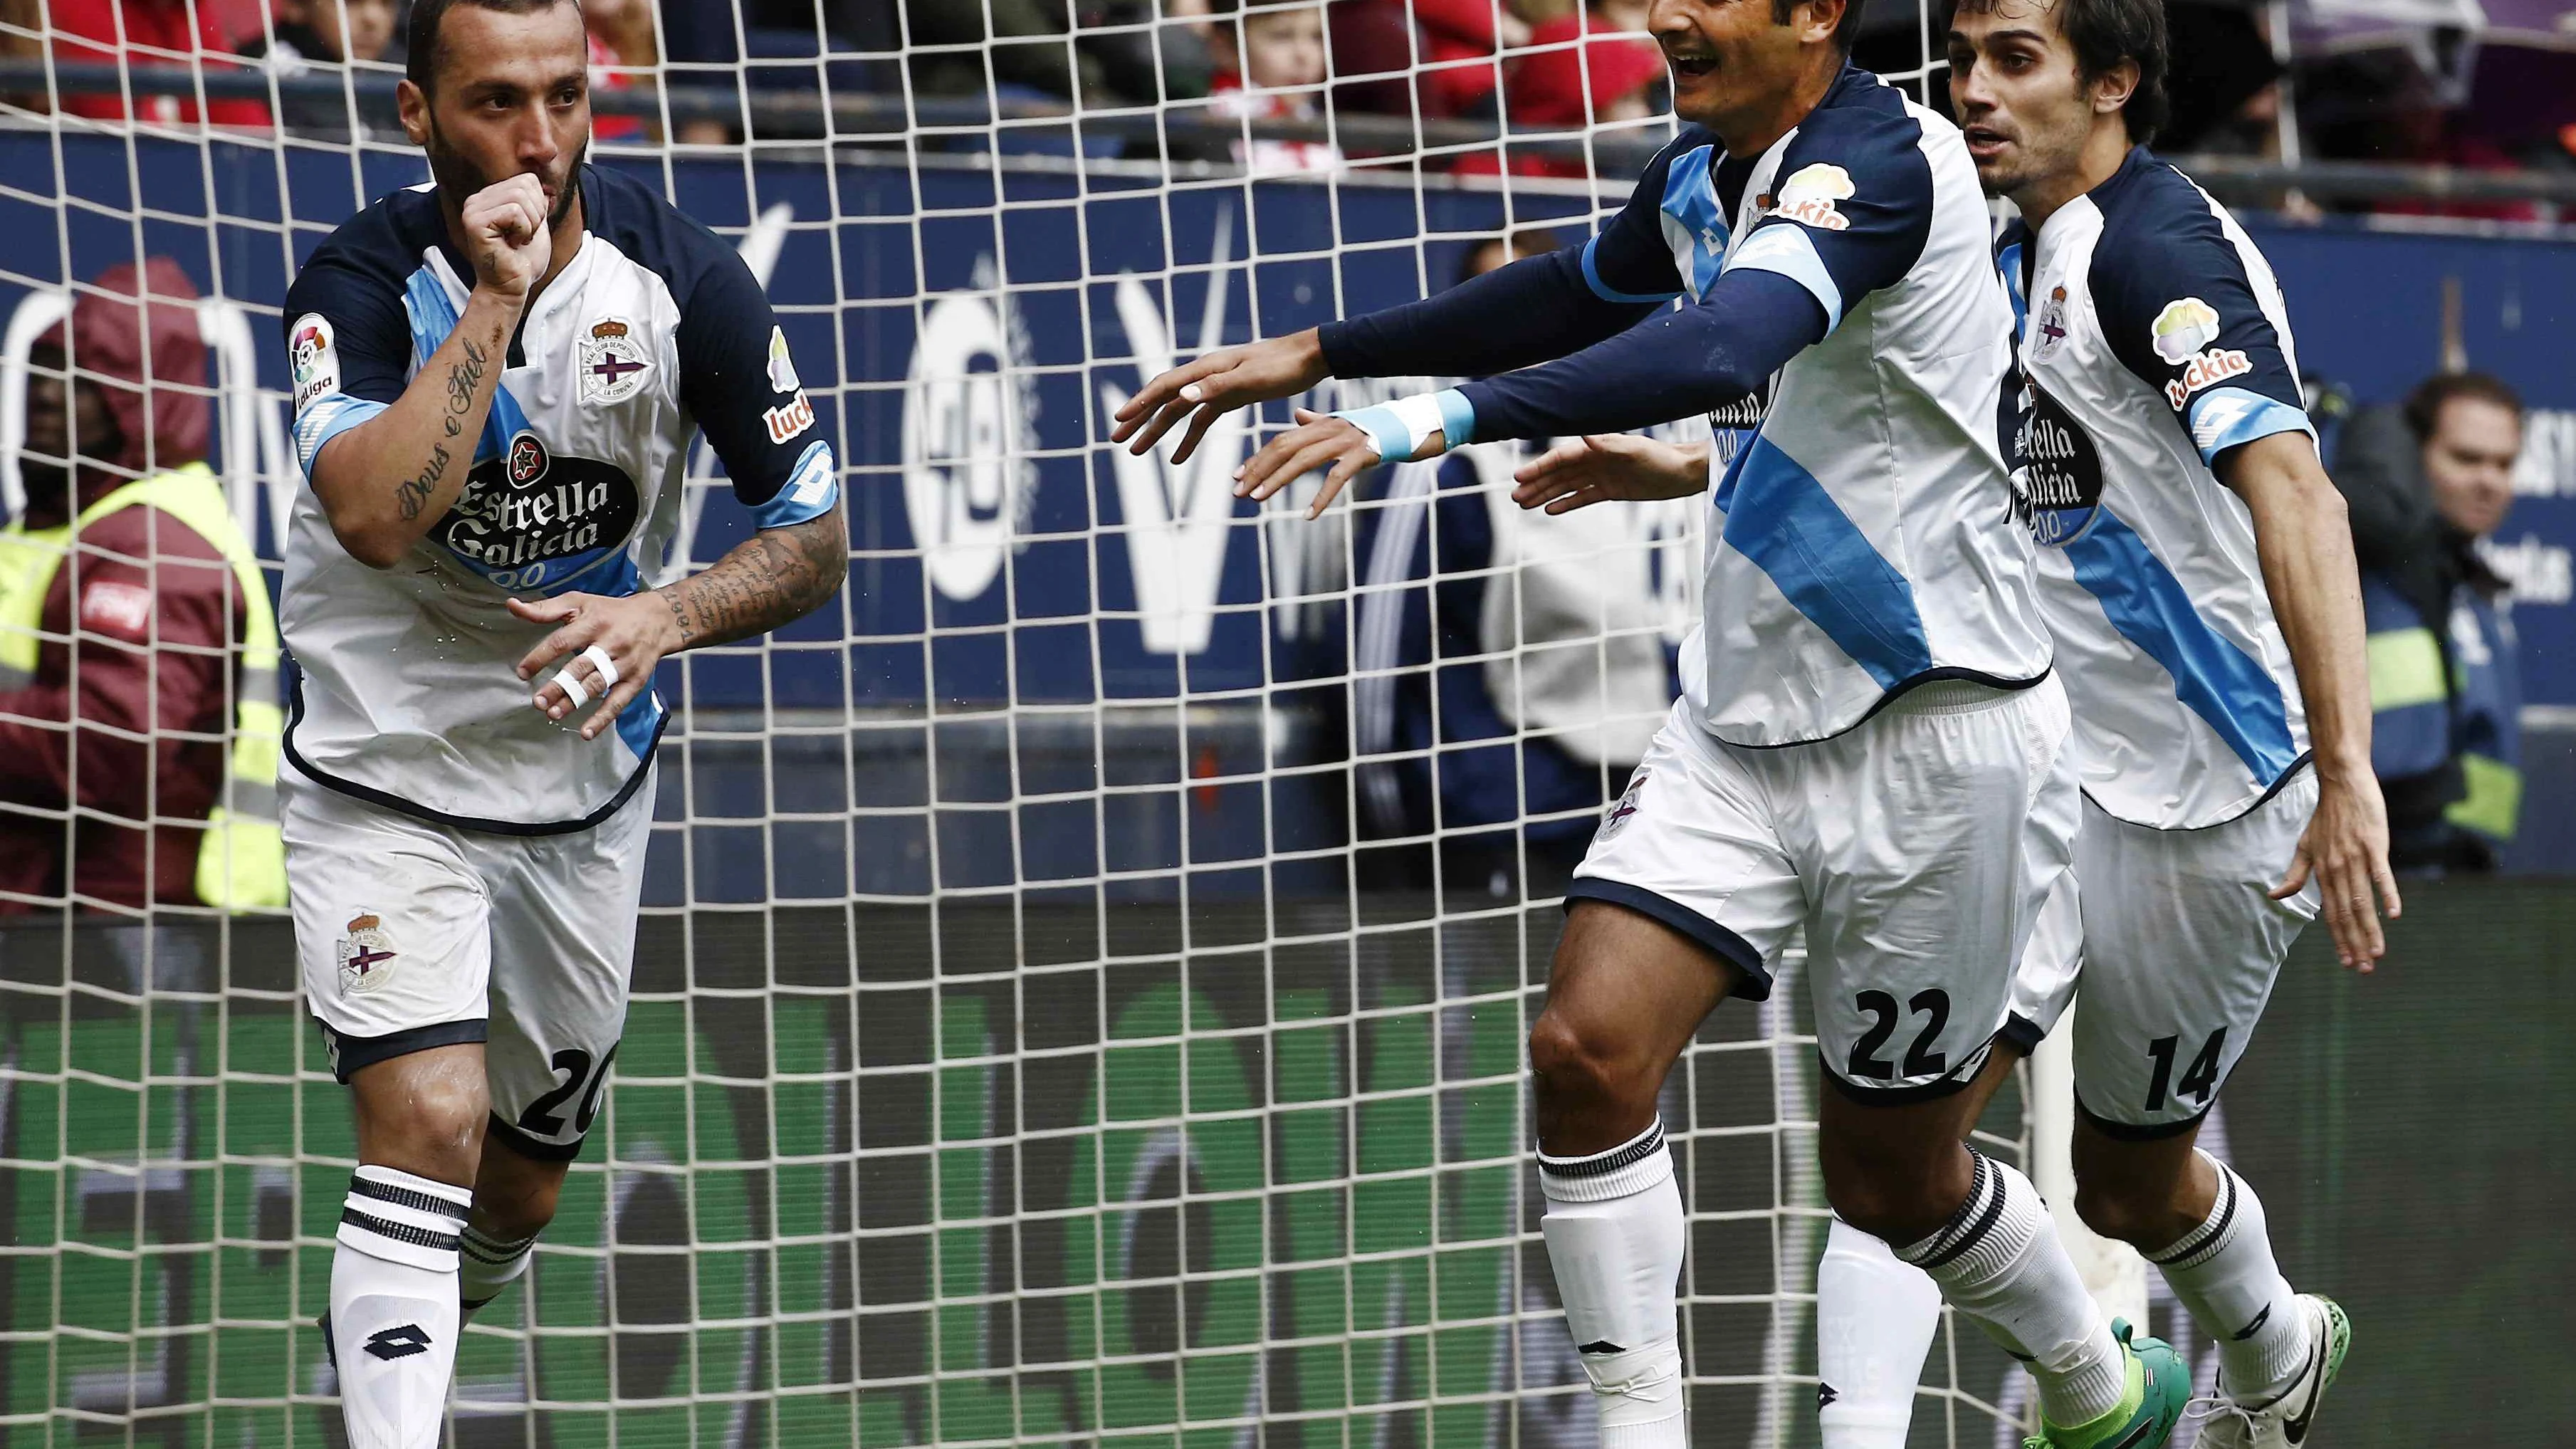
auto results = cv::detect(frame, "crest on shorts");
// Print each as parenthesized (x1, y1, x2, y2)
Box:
(335, 914, 397, 995)
(1598, 770, 1647, 842)
(579, 316, 653, 405)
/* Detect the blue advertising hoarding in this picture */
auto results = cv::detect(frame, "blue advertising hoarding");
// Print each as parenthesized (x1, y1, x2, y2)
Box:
(0, 132, 2569, 869)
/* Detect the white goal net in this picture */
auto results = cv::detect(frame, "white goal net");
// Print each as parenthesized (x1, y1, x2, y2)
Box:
(0, 4, 2052, 1446)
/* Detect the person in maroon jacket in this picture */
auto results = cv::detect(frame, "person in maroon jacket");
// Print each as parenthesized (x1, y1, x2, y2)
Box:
(0, 258, 256, 913)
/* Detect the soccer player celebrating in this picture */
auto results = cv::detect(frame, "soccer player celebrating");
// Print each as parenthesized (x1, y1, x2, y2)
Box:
(1509, 1, 2402, 1444)
(277, 1, 842, 1443)
(1115, 1, 2196, 1446)
(1817, 1, 2389, 1445)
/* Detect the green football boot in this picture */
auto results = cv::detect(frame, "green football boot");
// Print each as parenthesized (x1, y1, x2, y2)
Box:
(2021, 1319, 2191, 1449)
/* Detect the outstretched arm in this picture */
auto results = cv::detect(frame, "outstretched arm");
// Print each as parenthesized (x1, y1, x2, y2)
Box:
(1235, 268, 1823, 517)
(511, 504, 847, 741)
(1110, 247, 1668, 464)
(2221, 431, 2400, 968)
(1111, 133, 1702, 462)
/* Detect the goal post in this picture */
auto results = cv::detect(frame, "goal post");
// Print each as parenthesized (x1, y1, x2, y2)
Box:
(0, 8, 2055, 1448)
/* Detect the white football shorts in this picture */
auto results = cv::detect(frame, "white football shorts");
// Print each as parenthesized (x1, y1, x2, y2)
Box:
(1571, 676, 2080, 1099)
(282, 760, 655, 1160)
(2065, 766, 2320, 1136)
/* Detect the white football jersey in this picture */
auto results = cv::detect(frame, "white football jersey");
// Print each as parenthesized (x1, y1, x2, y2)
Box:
(1996, 147, 2313, 830)
(1581, 68, 2051, 746)
(282, 165, 838, 832)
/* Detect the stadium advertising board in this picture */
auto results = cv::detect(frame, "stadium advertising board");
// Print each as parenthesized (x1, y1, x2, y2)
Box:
(0, 138, 2567, 709)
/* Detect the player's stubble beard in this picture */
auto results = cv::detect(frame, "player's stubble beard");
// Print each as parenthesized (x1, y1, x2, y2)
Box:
(423, 114, 589, 232)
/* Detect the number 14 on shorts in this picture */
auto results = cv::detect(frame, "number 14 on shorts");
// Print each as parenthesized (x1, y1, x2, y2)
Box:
(2144, 1027, 2226, 1113)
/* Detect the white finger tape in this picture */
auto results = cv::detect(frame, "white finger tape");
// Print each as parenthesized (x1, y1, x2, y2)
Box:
(552, 667, 590, 710)
(582, 644, 620, 692)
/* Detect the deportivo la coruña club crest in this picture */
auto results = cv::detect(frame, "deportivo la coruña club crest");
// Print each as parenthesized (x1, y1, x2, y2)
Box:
(579, 317, 653, 405)
(336, 914, 397, 995)
(2031, 285, 2070, 363)
(1598, 770, 1647, 842)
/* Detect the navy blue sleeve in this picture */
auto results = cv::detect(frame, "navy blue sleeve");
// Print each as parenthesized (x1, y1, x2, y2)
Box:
(281, 236, 412, 473)
(674, 244, 839, 529)
(1455, 268, 1825, 441)
(1314, 130, 1700, 380)
(2089, 187, 2313, 469)
(1718, 110, 1934, 334)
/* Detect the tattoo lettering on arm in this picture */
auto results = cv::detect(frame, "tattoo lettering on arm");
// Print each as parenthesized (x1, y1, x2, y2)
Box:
(395, 441, 449, 521)
(392, 338, 494, 522)
(661, 511, 847, 650)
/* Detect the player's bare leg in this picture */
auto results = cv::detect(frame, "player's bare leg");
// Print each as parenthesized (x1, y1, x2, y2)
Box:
(1814, 1045, 2020, 1449)
(458, 1131, 570, 1317)
(2070, 1116, 2341, 1446)
(1819, 1050, 2165, 1443)
(331, 1045, 487, 1449)
(1527, 901, 1742, 1449)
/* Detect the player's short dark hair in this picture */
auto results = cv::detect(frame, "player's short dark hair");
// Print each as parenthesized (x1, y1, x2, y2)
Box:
(1772, 0, 1871, 53)
(407, 0, 580, 95)
(2403, 371, 2525, 441)
(1950, 0, 2169, 143)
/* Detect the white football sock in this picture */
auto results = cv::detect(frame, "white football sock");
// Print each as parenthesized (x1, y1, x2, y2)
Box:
(458, 1222, 538, 1317)
(2145, 1152, 2309, 1403)
(1816, 1217, 1941, 1449)
(1894, 1149, 2125, 1430)
(1539, 1119, 1687, 1449)
(330, 1166, 471, 1449)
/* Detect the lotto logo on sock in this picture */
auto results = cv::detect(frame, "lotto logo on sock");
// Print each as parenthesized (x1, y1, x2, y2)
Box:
(363, 1323, 432, 1360)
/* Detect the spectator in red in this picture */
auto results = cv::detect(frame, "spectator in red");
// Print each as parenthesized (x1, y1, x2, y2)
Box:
(1208, 0, 1343, 174)
(1413, 0, 1536, 117)
(0, 259, 280, 913)
(1452, 4, 1663, 177)
(1328, 0, 1539, 119)
(43, 0, 269, 125)
(583, 0, 652, 141)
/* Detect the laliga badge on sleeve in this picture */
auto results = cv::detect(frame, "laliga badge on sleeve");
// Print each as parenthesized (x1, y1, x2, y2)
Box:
(290, 313, 339, 412)
(580, 317, 654, 405)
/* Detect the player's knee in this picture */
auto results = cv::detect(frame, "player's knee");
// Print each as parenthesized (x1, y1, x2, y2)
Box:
(2070, 1173, 2193, 1250)
(1818, 1134, 1971, 1245)
(1821, 1163, 1940, 1244)
(1527, 1009, 1653, 1118)
(370, 1079, 486, 1183)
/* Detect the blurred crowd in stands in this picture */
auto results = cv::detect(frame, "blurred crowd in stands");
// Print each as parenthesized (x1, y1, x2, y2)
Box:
(0, 1, 2568, 212)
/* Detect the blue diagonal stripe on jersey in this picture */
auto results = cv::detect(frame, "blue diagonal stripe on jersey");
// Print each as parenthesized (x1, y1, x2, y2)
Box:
(1996, 239, 2028, 335)
(402, 263, 531, 465)
(1659, 145, 1728, 300)
(2063, 505, 2297, 781)
(1717, 435, 1934, 690)
(2184, 385, 2313, 467)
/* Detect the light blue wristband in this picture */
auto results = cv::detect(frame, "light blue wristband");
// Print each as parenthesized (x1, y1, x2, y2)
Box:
(1330, 388, 1476, 463)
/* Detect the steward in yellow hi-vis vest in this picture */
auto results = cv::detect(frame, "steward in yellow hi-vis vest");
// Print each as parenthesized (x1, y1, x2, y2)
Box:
(0, 258, 283, 912)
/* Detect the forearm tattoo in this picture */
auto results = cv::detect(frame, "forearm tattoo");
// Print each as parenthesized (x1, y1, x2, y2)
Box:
(664, 512, 847, 649)
(397, 336, 492, 520)
(394, 441, 449, 521)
